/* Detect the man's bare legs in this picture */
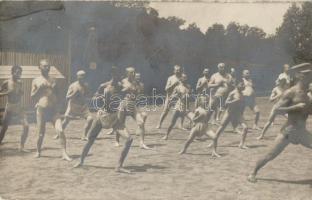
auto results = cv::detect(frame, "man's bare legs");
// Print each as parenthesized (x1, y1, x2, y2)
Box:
(19, 116, 29, 152)
(157, 105, 169, 129)
(252, 106, 261, 130)
(210, 117, 229, 158)
(82, 116, 93, 140)
(179, 128, 198, 154)
(35, 107, 71, 161)
(74, 119, 133, 173)
(248, 133, 289, 183)
(0, 110, 11, 145)
(238, 123, 248, 149)
(74, 119, 102, 167)
(115, 128, 133, 173)
(60, 116, 93, 141)
(135, 112, 151, 149)
(35, 107, 46, 158)
(55, 118, 72, 161)
(162, 111, 180, 140)
(258, 112, 276, 140)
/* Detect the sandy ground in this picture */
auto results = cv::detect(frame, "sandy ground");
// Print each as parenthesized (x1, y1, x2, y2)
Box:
(0, 97, 311, 200)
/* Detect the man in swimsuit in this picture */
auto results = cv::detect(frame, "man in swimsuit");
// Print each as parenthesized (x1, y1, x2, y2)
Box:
(118, 67, 151, 149)
(74, 77, 133, 173)
(31, 59, 71, 161)
(257, 78, 288, 140)
(276, 64, 291, 87)
(208, 63, 232, 124)
(156, 65, 183, 129)
(0, 65, 29, 152)
(162, 74, 193, 140)
(242, 69, 261, 130)
(209, 81, 249, 158)
(248, 63, 312, 183)
(195, 68, 210, 109)
(59, 70, 93, 141)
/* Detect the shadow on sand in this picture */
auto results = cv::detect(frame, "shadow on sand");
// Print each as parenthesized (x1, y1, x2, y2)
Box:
(258, 177, 312, 186)
(125, 164, 168, 172)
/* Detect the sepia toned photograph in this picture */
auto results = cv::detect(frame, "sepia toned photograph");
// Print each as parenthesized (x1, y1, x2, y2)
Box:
(0, 0, 311, 199)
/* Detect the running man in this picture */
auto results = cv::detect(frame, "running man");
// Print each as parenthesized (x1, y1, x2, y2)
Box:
(118, 67, 151, 149)
(242, 69, 261, 130)
(247, 63, 312, 183)
(208, 63, 232, 124)
(195, 68, 210, 109)
(74, 78, 133, 173)
(156, 65, 183, 129)
(162, 74, 193, 140)
(0, 65, 29, 152)
(209, 81, 249, 158)
(60, 70, 93, 141)
(257, 78, 288, 140)
(31, 59, 71, 161)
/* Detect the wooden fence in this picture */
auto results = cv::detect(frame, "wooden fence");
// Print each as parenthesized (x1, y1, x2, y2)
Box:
(0, 51, 71, 82)
(0, 51, 70, 118)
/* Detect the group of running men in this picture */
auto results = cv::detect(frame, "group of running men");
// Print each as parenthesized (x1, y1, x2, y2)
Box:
(1, 59, 312, 182)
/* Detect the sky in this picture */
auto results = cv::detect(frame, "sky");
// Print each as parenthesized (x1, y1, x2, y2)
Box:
(149, 2, 293, 34)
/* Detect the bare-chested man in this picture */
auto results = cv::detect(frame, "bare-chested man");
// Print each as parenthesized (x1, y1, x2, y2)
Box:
(248, 63, 312, 183)
(31, 59, 71, 161)
(156, 65, 183, 129)
(58, 70, 93, 141)
(114, 72, 147, 144)
(209, 81, 249, 157)
(208, 63, 232, 124)
(74, 77, 133, 173)
(242, 69, 261, 130)
(94, 66, 119, 136)
(118, 67, 151, 149)
(257, 78, 288, 140)
(276, 64, 291, 87)
(0, 65, 29, 152)
(162, 74, 193, 140)
(195, 68, 210, 109)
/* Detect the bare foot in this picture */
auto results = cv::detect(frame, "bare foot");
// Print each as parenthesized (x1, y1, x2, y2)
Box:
(161, 135, 168, 140)
(211, 151, 221, 158)
(140, 143, 152, 150)
(239, 144, 249, 149)
(19, 148, 30, 153)
(34, 152, 41, 158)
(53, 134, 59, 140)
(73, 162, 83, 168)
(115, 142, 121, 147)
(115, 167, 131, 174)
(106, 130, 114, 135)
(81, 137, 88, 141)
(156, 125, 161, 129)
(252, 125, 262, 131)
(62, 153, 73, 161)
(256, 135, 264, 140)
(178, 149, 186, 154)
(207, 142, 213, 148)
(247, 174, 257, 183)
